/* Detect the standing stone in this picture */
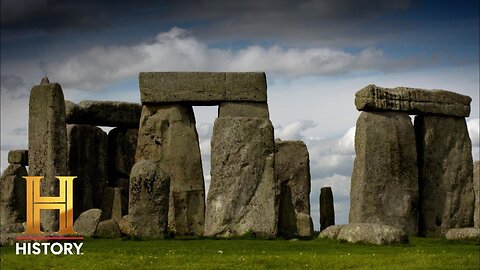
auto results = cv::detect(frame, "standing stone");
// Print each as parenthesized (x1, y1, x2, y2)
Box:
(474, 161, 479, 228)
(320, 187, 335, 231)
(135, 104, 205, 236)
(8, 150, 28, 165)
(275, 140, 313, 238)
(28, 80, 68, 232)
(350, 111, 418, 235)
(415, 115, 474, 236)
(218, 102, 269, 118)
(128, 160, 170, 239)
(108, 128, 138, 186)
(101, 187, 128, 223)
(205, 117, 277, 237)
(0, 164, 27, 226)
(67, 124, 108, 220)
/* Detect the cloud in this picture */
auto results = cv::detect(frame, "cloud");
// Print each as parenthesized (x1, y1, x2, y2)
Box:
(467, 118, 479, 147)
(0, 74, 30, 99)
(40, 27, 387, 90)
(8, 126, 27, 136)
(275, 120, 316, 140)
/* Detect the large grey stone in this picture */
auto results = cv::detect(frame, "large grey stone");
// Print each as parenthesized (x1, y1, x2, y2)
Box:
(205, 117, 277, 237)
(218, 102, 269, 118)
(415, 115, 474, 236)
(7, 150, 28, 165)
(107, 128, 138, 186)
(318, 225, 345, 239)
(0, 164, 27, 226)
(320, 187, 335, 231)
(128, 160, 170, 239)
(355, 84, 471, 117)
(94, 219, 122, 238)
(139, 72, 267, 103)
(101, 187, 128, 223)
(136, 104, 205, 236)
(67, 124, 108, 220)
(445, 227, 479, 240)
(337, 223, 408, 245)
(474, 161, 479, 228)
(28, 81, 68, 232)
(275, 140, 313, 238)
(65, 100, 141, 128)
(349, 111, 418, 235)
(73, 209, 102, 237)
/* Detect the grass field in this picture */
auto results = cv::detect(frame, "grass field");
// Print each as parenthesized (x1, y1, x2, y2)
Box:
(0, 237, 478, 269)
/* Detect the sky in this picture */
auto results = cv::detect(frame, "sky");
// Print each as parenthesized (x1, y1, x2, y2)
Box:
(1, 0, 479, 230)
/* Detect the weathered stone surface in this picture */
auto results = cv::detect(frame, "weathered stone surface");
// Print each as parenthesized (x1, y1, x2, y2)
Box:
(128, 160, 170, 239)
(355, 84, 471, 117)
(0, 222, 25, 234)
(350, 111, 418, 235)
(136, 104, 205, 236)
(337, 223, 408, 245)
(205, 117, 277, 237)
(415, 115, 474, 236)
(474, 161, 479, 228)
(218, 102, 269, 118)
(0, 164, 27, 226)
(73, 209, 102, 237)
(139, 72, 267, 103)
(118, 215, 135, 236)
(275, 140, 313, 238)
(101, 187, 128, 223)
(320, 187, 335, 231)
(7, 150, 28, 165)
(94, 219, 122, 238)
(28, 81, 68, 232)
(67, 124, 108, 220)
(445, 227, 479, 240)
(65, 100, 141, 127)
(318, 225, 346, 239)
(108, 128, 138, 186)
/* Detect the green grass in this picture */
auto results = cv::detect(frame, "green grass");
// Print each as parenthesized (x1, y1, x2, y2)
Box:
(1, 237, 478, 269)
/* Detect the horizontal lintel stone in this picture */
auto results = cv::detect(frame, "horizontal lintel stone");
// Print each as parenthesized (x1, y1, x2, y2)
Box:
(355, 84, 471, 117)
(66, 100, 142, 128)
(139, 72, 267, 104)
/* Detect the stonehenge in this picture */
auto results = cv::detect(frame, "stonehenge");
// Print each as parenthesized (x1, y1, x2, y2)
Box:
(351, 84, 474, 236)
(474, 161, 479, 228)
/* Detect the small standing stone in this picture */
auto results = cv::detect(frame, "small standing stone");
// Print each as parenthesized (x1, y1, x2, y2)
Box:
(7, 150, 28, 165)
(128, 160, 170, 239)
(320, 187, 335, 231)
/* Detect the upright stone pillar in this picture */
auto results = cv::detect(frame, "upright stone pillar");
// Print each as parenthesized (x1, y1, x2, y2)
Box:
(275, 140, 313, 238)
(205, 117, 277, 237)
(320, 187, 335, 231)
(108, 128, 138, 186)
(349, 111, 418, 235)
(135, 104, 205, 236)
(474, 161, 479, 228)
(415, 116, 474, 236)
(28, 78, 68, 232)
(67, 124, 108, 220)
(0, 150, 28, 226)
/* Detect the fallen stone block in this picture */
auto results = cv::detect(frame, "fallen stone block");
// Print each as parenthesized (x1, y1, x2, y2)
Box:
(337, 223, 408, 245)
(318, 225, 346, 239)
(94, 219, 122, 238)
(445, 227, 479, 240)
(73, 209, 102, 237)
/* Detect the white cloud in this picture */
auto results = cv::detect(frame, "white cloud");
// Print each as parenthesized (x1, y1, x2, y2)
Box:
(275, 120, 316, 140)
(42, 27, 386, 90)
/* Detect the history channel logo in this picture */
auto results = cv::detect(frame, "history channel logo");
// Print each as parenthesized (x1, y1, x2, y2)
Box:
(15, 176, 84, 255)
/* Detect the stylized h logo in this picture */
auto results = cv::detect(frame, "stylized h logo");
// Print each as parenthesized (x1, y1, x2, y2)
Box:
(23, 176, 77, 234)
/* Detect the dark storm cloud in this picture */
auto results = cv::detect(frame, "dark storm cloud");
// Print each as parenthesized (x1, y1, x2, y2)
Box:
(1, 0, 414, 44)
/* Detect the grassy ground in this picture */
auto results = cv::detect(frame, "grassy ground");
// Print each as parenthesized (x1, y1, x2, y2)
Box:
(0, 237, 478, 269)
